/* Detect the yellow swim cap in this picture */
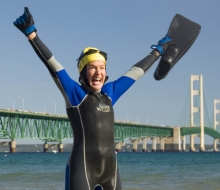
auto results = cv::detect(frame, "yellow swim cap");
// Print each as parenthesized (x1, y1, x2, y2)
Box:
(77, 47, 107, 73)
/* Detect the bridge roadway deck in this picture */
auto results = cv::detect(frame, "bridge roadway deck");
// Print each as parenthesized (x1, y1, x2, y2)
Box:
(1, 109, 220, 143)
(0, 109, 173, 142)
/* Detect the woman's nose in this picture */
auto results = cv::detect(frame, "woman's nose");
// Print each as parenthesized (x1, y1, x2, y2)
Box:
(96, 68, 101, 74)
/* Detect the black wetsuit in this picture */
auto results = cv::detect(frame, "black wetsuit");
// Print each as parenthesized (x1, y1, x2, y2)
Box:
(29, 35, 157, 190)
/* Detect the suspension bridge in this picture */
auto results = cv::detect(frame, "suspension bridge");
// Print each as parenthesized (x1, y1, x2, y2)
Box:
(1, 75, 220, 153)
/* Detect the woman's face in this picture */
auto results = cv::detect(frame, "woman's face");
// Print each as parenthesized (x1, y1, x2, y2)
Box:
(86, 60, 106, 90)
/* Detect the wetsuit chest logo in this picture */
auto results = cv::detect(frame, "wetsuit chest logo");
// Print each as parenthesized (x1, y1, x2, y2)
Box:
(97, 102, 111, 112)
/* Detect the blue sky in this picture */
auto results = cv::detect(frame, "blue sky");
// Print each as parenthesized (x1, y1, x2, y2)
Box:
(1, 1, 220, 144)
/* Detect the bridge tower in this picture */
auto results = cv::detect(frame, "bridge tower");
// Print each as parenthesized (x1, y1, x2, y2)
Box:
(213, 99, 220, 151)
(190, 75, 205, 151)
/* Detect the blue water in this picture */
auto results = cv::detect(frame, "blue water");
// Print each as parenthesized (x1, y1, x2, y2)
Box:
(0, 152, 220, 190)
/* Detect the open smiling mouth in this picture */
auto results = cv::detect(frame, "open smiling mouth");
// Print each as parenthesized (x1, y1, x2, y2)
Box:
(92, 78, 102, 84)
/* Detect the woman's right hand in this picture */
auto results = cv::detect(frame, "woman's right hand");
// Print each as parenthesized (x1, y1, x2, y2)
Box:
(13, 7, 37, 37)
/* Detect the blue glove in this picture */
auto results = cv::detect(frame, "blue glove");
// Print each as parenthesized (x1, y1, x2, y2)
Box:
(151, 34, 172, 56)
(13, 7, 37, 36)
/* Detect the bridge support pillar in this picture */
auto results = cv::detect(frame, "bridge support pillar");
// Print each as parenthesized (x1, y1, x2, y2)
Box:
(173, 127, 181, 152)
(115, 142, 125, 152)
(44, 143, 49, 152)
(181, 136, 186, 151)
(164, 137, 173, 151)
(190, 135, 196, 152)
(199, 132, 205, 152)
(152, 137, 157, 152)
(59, 143, 64, 152)
(130, 139, 141, 152)
(142, 137, 149, 152)
(214, 139, 219, 152)
(164, 127, 181, 151)
(10, 140, 16, 153)
(160, 138, 165, 152)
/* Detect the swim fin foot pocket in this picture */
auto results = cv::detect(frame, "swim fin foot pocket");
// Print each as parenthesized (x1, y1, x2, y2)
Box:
(154, 44, 179, 80)
(154, 14, 201, 80)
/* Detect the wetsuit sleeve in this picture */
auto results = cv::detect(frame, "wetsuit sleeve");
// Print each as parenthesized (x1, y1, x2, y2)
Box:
(124, 50, 159, 79)
(102, 51, 159, 105)
(28, 34, 86, 107)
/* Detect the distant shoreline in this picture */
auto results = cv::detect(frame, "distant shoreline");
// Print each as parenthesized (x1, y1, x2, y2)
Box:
(1, 143, 219, 153)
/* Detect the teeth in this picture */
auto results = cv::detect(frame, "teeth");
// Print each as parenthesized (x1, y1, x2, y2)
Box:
(93, 78, 101, 81)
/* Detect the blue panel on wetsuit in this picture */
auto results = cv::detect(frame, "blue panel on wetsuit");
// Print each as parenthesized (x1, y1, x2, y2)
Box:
(94, 185, 103, 190)
(56, 69, 87, 106)
(102, 76, 135, 105)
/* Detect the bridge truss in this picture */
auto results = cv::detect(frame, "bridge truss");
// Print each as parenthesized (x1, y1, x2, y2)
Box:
(1, 110, 220, 144)
(0, 110, 71, 143)
(0, 110, 173, 143)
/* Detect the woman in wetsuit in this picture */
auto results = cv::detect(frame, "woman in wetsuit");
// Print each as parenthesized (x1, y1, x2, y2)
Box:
(14, 7, 166, 190)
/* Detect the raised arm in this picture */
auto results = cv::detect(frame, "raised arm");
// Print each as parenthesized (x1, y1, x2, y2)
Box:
(13, 7, 78, 108)
(13, 7, 63, 79)
(124, 35, 171, 81)
(102, 35, 171, 105)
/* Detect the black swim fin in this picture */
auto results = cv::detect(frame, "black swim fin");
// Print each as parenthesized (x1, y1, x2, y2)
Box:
(154, 14, 201, 80)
